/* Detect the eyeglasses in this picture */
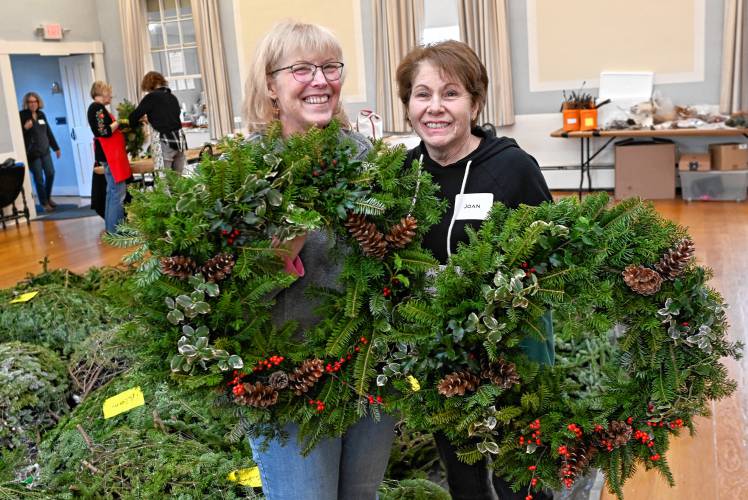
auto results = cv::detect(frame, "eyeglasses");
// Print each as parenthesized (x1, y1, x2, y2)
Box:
(27, 99, 38, 103)
(268, 62, 344, 83)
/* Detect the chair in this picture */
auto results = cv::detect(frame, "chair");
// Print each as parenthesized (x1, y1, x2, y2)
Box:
(0, 161, 31, 228)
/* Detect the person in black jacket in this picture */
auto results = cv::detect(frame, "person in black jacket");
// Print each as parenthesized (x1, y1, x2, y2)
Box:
(396, 41, 554, 500)
(129, 71, 186, 173)
(19, 91, 61, 212)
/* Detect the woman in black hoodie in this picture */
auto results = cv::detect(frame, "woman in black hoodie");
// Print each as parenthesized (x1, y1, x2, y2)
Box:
(19, 91, 61, 212)
(396, 41, 554, 500)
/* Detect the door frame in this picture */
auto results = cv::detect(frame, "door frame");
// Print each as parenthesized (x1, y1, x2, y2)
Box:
(0, 41, 107, 219)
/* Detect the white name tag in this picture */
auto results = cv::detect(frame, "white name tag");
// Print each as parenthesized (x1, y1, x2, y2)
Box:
(38, 119, 46, 125)
(454, 193, 494, 220)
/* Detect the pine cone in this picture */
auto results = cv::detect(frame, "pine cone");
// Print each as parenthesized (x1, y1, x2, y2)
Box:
(288, 359, 325, 396)
(437, 371, 481, 397)
(235, 381, 279, 408)
(344, 212, 389, 259)
(201, 253, 236, 282)
(161, 255, 197, 279)
(654, 238, 695, 280)
(560, 445, 597, 486)
(480, 358, 520, 389)
(604, 420, 633, 448)
(622, 265, 662, 295)
(268, 370, 289, 390)
(385, 216, 418, 250)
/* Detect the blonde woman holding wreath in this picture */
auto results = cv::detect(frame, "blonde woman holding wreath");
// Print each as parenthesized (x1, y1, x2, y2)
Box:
(241, 21, 395, 500)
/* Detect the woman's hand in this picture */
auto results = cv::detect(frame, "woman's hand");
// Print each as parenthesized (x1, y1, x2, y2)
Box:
(23, 119, 33, 130)
(55, 150, 61, 159)
(271, 233, 308, 261)
(110, 120, 120, 132)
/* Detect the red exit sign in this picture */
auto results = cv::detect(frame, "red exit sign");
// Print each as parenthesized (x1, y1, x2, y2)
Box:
(42, 24, 63, 40)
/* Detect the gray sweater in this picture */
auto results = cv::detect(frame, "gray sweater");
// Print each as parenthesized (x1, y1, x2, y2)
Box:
(249, 128, 372, 334)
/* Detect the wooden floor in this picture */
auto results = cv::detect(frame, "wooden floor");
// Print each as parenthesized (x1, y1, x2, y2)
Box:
(1, 198, 747, 500)
(0, 215, 127, 287)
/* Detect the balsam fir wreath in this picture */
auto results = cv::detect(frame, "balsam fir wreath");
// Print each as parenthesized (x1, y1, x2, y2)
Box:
(107, 120, 445, 451)
(388, 193, 741, 499)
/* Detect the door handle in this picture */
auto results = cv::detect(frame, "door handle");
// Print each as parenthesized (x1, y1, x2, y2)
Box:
(71, 129, 76, 140)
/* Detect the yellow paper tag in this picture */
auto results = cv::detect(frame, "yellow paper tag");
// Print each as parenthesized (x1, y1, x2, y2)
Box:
(227, 467, 262, 488)
(102, 387, 145, 419)
(10, 291, 38, 304)
(406, 375, 421, 392)
(584, 117, 595, 127)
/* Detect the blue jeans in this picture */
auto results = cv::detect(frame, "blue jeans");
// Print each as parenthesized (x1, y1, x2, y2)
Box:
(28, 153, 55, 206)
(102, 162, 126, 233)
(249, 414, 396, 500)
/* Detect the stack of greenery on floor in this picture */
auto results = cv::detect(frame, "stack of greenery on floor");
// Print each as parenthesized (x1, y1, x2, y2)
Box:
(0, 267, 263, 498)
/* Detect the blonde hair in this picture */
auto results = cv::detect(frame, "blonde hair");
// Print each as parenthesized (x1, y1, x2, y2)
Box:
(90, 80, 112, 99)
(22, 92, 44, 110)
(243, 20, 350, 132)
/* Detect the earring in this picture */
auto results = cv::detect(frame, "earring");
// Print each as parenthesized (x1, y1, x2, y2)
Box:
(271, 99, 280, 120)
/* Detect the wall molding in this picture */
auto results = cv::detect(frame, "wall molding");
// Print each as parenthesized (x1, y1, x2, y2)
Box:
(0, 40, 104, 56)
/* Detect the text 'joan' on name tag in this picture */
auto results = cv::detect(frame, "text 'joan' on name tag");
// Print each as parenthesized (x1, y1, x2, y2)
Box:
(454, 193, 494, 220)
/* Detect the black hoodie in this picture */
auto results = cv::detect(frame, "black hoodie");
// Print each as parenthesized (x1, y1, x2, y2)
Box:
(406, 127, 552, 264)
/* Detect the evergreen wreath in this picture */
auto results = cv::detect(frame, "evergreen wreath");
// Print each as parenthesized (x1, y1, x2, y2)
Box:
(116, 99, 146, 160)
(106, 120, 445, 451)
(388, 193, 742, 499)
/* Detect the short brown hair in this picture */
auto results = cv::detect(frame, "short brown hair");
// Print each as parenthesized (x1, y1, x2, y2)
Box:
(141, 71, 168, 92)
(22, 91, 44, 110)
(396, 40, 488, 127)
(90, 80, 112, 99)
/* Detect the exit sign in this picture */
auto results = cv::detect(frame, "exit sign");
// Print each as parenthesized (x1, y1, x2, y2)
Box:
(42, 24, 63, 40)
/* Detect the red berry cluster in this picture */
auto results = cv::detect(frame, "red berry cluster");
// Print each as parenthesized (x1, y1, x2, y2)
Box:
(668, 418, 684, 429)
(557, 445, 570, 457)
(221, 228, 241, 246)
(525, 464, 539, 499)
(567, 423, 583, 439)
(382, 286, 392, 297)
(228, 370, 247, 395)
(367, 394, 384, 405)
(634, 428, 658, 458)
(647, 421, 668, 428)
(519, 419, 542, 446)
(251, 355, 285, 372)
(309, 399, 326, 412)
(560, 474, 575, 490)
(633, 429, 652, 444)
(325, 353, 353, 374)
(519, 261, 537, 277)
(353, 336, 369, 353)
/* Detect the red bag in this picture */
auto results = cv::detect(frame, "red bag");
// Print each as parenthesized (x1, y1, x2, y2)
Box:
(96, 114, 131, 183)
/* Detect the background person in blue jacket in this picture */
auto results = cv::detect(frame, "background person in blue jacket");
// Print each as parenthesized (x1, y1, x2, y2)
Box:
(19, 91, 61, 212)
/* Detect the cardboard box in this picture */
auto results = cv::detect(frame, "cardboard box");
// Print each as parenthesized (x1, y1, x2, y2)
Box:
(615, 140, 676, 199)
(678, 153, 710, 171)
(709, 143, 748, 171)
